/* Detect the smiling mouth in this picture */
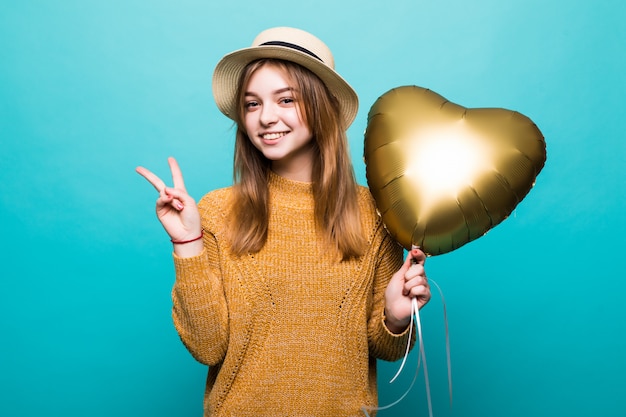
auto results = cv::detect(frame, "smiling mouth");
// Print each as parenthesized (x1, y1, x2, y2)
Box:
(261, 132, 288, 140)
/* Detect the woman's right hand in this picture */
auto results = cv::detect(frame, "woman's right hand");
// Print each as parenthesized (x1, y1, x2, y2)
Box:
(136, 157, 203, 257)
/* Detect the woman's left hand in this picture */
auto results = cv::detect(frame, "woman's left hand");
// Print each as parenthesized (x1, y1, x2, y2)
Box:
(384, 247, 431, 333)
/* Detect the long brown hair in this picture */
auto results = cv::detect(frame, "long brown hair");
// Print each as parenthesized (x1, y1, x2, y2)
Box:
(228, 59, 364, 260)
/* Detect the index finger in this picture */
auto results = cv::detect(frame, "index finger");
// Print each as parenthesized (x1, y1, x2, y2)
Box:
(410, 245, 426, 265)
(168, 157, 187, 192)
(135, 166, 166, 193)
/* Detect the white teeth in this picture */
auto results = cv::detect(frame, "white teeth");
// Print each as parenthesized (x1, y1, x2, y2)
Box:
(262, 132, 286, 140)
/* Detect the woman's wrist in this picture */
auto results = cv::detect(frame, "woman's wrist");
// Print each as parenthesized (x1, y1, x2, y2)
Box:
(171, 231, 203, 244)
(172, 231, 204, 258)
(383, 308, 411, 334)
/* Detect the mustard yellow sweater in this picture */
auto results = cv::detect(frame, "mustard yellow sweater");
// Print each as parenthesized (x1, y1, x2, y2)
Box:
(172, 172, 409, 416)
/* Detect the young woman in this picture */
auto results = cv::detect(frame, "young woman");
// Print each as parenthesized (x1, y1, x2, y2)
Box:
(136, 27, 430, 416)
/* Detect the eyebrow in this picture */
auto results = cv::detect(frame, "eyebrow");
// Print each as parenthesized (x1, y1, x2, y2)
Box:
(244, 87, 294, 97)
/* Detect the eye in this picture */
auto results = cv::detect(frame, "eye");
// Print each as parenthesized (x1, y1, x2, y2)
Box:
(245, 100, 259, 110)
(280, 97, 295, 106)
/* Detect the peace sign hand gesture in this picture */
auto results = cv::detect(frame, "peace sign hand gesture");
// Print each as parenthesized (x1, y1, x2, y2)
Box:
(136, 157, 203, 257)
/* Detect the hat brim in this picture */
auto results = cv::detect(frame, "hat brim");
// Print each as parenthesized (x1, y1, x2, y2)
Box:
(212, 45, 359, 128)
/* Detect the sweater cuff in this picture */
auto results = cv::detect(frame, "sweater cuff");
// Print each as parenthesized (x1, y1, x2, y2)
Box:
(381, 309, 412, 337)
(172, 248, 210, 284)
(370, 308, 415, 362)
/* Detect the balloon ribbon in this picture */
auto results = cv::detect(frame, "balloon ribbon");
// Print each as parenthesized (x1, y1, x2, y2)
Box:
(362, 278, 452, 417)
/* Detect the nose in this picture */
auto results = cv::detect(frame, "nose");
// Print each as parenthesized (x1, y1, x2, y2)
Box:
(259, 103, 278, 126)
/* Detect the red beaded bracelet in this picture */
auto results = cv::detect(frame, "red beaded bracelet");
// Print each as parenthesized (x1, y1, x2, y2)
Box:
(171, 231, 203, 244)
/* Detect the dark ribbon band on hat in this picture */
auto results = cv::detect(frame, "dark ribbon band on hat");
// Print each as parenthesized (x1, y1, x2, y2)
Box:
(259, 41, 324, 63)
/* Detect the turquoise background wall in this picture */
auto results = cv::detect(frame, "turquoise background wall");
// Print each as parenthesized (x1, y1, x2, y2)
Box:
(1, 0, 624, 416)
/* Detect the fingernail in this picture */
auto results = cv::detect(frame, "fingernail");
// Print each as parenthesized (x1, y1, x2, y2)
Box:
(176, 203, 184, 210)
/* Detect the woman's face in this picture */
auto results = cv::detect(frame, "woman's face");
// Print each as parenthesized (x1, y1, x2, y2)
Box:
(243, 64, 315, 181)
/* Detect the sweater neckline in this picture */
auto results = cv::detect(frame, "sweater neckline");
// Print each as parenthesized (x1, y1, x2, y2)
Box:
(268, 170, 315, 209)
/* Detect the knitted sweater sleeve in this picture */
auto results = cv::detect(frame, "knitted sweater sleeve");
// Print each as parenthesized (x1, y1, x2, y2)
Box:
(367, 228, 415, 362)
(356, 185, 415, 362)
(171, 194, 229, 366)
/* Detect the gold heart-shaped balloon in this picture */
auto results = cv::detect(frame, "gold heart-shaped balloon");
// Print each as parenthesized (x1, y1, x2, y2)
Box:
(364, 86, 546, 256)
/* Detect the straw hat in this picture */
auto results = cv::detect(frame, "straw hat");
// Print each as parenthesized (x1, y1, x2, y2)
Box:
(212, 27, 359, 128)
